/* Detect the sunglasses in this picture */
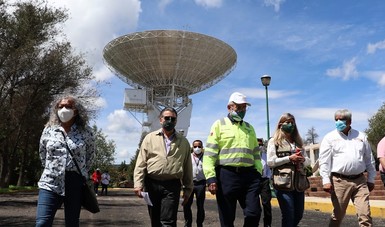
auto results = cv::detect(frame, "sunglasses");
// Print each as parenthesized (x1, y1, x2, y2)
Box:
(164, 116, 176, 122)
(58, 104, 74, 109)
(193, 146, 202, 148)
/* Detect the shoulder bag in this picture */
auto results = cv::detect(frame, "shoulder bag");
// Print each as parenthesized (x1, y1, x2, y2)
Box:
(61, 131, 100, 213)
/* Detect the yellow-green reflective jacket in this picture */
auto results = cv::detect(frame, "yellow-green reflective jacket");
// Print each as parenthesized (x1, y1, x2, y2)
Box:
(203, 117, 262, 181)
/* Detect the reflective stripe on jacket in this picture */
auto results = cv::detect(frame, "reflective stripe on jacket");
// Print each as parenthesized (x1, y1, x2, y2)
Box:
(203, 117, 262, 181)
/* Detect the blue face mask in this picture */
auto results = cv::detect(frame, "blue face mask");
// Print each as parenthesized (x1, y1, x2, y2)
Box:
(335, 120, 347, 131)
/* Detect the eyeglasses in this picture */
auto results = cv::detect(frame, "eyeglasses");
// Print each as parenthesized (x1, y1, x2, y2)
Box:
(58, 104, 74, 109)
(193, 146, 202, 148)
(163, 116, 177, 122)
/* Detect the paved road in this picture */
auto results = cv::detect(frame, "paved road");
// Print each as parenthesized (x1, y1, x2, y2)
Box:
(1, 188, 384, 226)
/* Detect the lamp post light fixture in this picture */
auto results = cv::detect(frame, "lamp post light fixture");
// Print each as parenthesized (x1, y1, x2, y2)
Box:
(261, 75, 271, 139)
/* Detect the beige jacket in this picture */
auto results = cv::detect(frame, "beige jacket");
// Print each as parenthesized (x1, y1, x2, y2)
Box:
(134, 129, 193, 196)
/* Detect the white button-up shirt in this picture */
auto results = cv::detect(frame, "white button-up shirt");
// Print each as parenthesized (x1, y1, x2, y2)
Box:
(319, 128, 376, 185)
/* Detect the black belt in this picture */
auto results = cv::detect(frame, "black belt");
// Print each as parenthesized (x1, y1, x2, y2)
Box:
(331, 172, 363, 180)
(221, 165, 255, 173)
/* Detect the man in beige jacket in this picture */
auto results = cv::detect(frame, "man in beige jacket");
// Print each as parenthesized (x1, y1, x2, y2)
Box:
(134, 107, 193, 227)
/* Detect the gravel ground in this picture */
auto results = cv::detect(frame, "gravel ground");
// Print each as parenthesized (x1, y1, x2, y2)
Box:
(1, 188, 384, 226)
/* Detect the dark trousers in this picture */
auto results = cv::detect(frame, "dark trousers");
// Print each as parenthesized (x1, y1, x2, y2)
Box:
(101, 183, 108, 195)
(216, 167, 262, 227)
(36, 171, 83, 227)
(183, 180, 206, 227)
(260, 178, 272, 227)
(145, 178, 182, 227)
(380, 172, 385, 187)
(93, 182, 99, 194)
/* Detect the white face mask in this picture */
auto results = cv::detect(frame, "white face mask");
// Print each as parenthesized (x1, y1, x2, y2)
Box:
(58, 107, 74, 123)
(193, 147, 202, 155)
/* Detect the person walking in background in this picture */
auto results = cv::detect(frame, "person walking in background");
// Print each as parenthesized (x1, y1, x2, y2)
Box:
(203, 92, 263, 227)
(183, 140, 206, 227)
(267, 113, 310, 227)
(91, 168, 101, 195)
(35, 95, 96, 227)
(319, 109, 376, 227)
(101, 170, 111, 196)
(377, 136, 385, 187)
(134, 107, 193, 227)
(258, 138, 272, 227)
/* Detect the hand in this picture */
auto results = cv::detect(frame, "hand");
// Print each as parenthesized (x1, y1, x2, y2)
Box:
(289, 153, 304, 164)
(181, 194, 190, 206)
(367, 182, 375, 192)
(323, 183, 333, 193)
(134, 187, 143, 198)
(208, 183, 217, 195)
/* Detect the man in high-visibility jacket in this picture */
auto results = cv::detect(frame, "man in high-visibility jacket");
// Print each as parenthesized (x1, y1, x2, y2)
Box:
(203, 92, 263, 227)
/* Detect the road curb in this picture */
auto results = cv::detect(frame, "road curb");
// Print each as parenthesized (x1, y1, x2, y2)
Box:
(206, 192, 385, 218)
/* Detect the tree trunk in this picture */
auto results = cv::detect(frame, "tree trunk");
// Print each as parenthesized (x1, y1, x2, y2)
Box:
(0, 153, 10, 188)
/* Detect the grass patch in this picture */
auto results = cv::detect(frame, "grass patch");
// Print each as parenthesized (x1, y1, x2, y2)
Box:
(0, 185, 38, 194)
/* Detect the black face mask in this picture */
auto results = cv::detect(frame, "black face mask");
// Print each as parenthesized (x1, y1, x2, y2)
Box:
(162, 121, 175, 131)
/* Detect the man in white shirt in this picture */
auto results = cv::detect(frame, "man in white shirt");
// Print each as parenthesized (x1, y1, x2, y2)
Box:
(183, 140, 206, 227)
(319, 109, 376, 227)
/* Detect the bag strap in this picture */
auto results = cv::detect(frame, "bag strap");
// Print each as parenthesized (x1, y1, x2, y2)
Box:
(59, 130, 87, 183)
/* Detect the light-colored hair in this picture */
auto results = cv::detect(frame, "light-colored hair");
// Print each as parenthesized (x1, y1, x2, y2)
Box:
(46, 95, 89, 129)
(272, 113, 303, 148)
(334, 109, 352, 121)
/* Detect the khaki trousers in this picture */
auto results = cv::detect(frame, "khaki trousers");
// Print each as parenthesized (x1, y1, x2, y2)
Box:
(329, 174, 372, 227)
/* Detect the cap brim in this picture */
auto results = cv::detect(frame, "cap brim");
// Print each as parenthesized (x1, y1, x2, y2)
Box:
(232, 102, 251, 106)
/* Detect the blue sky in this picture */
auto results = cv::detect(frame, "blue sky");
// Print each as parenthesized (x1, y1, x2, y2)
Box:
(47, 0, 385, 164)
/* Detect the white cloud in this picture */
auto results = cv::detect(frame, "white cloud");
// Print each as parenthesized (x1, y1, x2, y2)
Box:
(326, 57, 359, 80)
(264, 0, 286, 12)
(49, 0, 141, 69)
(367, 40, 385, 54)
(94, 97, 108, 109)
(106, 110, 139, 132)
(364, 71, 385, 87)
(100, 109, 142, 162)
(94, 65, 115, 81)
(194, 0, 223, 8)
(225, 88, 300, 100)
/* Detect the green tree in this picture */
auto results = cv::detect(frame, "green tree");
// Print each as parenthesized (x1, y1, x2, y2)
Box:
(366, 102, 385, 152)
(0, 1, 97, 187)
(365, 103, 385, 171)
(304, 126, 319, 145)
(89, 125, 116, 177)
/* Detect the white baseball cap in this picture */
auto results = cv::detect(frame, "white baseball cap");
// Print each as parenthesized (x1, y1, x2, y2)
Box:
(228, 92, 251, 106)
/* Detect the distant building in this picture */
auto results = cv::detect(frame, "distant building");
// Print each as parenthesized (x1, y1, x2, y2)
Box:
(304, 143, 320, 176)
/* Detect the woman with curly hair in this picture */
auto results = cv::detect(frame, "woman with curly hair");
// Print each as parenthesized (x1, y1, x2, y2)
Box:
(36, 95, 96, 227)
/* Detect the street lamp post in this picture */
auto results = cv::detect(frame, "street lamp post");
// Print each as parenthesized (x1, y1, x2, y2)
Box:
(261, 75, 271, 139)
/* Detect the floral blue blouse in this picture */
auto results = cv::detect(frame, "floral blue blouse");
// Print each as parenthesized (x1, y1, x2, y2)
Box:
(38, 124, 95, 196)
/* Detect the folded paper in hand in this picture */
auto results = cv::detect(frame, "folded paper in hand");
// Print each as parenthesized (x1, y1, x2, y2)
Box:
(141, 192, 153, 206)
